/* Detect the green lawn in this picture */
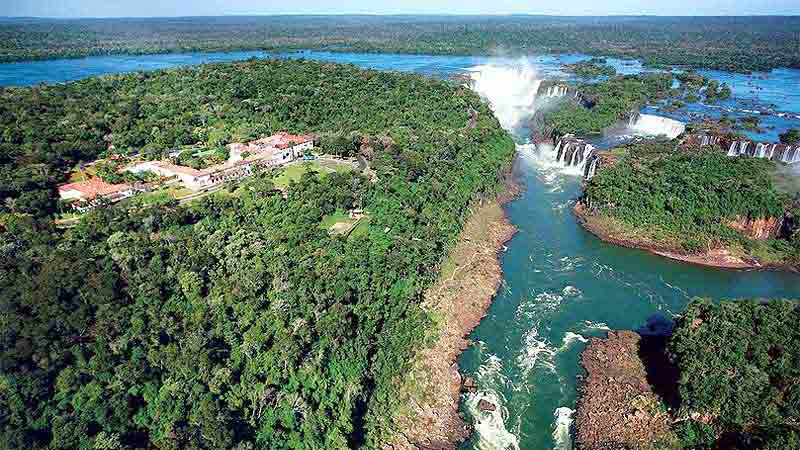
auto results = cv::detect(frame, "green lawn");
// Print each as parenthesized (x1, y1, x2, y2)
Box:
(319, 211, 356, 230)
(348, 217, 371, 238)
(273, 161, 352, 188)
(319, 211, 371, 238)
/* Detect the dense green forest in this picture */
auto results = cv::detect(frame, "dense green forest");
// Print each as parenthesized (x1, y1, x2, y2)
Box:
(0, 59, 515, 449)
(539, 71, 732, 137)
(541, 73, 675, 135)
(2, 16, 800, 72)
(667, 299, 800, 448)
(562, 58, 616, 78)
(581, 143, 800, 263)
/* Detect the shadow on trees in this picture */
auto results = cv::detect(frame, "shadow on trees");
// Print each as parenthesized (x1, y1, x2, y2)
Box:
(636, 314, 680, 410)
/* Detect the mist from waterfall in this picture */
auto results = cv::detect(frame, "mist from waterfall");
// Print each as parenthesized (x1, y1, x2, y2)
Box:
(468, 60, 542, 133)
(628, 114, 686, 139)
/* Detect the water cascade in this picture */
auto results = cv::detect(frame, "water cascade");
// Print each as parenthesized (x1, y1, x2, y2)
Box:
(781, 145, 800, 164)
(627, 113, 686, 139)
(551, 137, 597, 177)
(727, 140, 800, 163)
(755, 143, 768, 159)
(469, 61, 543, 131)
(584, 155, 600, 179)
(545, 85, 569, 98)
(699, 135, 721, 147)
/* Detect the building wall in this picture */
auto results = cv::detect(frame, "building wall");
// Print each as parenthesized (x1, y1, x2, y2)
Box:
(59, 189, 86, 201)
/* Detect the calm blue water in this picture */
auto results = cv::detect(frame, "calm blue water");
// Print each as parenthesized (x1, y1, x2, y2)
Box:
(2, 50, 800, 450)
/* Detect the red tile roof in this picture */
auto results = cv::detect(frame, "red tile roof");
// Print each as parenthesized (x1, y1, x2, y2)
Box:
(59, 178, 131, 199)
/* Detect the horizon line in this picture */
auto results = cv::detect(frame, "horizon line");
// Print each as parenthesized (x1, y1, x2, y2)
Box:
(3, 13, 800, 20)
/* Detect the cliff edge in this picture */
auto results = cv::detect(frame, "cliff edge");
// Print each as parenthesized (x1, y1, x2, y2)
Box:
(575, 331, 679, 450)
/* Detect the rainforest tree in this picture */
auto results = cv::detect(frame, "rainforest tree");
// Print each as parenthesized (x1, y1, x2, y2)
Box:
(0, 59, 515, 450)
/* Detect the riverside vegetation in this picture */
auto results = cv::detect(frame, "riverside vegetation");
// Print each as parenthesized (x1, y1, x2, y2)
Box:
(578, 142, 800, 268)
(0, 59, 516, 449)
(577, 298, 800, 450)
(2, 16, 800, 72)
(537, 72, 731, 137)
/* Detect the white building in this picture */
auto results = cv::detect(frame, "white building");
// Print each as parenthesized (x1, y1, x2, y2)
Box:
(126, 133, 313, 192)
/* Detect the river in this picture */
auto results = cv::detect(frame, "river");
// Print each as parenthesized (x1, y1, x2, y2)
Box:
(3, 50, 800, 450)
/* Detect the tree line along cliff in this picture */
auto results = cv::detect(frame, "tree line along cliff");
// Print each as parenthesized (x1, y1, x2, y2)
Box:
(0, 59, 516, 449)
(577, 141, 800, 270)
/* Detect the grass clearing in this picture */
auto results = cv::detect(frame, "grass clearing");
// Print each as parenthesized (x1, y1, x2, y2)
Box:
(273, 160, 355, 188)
(349, 217, 371, 238)
(320, 210, 356, 230)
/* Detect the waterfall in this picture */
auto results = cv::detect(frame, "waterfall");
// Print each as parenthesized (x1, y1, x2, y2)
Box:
(545, 138, 596, 177)
(740, 142, 750, 156)
(699, 135, 720, 147)
(789, 146, 800, 164)
(585, 156, 600, 179)
(569, 146, 579, 167)
(728, 142, 738, 156)
(628, 114, 686, 140)
(544, 85, 569, 98)
(755, 143, 768, 158)
(768, 144, 778, 160)
(469, 61, 542, 131)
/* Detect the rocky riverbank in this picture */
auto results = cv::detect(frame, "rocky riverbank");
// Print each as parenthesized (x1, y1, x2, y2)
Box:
(386, 182, 519, 450)
(573, 203, 772, 270)
(575, 331, 679, 450)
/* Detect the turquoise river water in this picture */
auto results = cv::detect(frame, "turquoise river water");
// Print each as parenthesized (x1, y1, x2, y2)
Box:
(2, 50, 800, 450)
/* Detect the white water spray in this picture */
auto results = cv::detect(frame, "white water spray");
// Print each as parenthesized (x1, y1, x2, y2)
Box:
(628, 114, 686, 140)
(464, 355, 521, 450)
(552, 407, 575, 450)
(469, 60, 543, 131)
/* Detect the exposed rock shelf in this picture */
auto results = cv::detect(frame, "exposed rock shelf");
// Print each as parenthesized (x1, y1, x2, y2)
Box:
(575, 331, 678, 450)
(387, 181, 519, 450)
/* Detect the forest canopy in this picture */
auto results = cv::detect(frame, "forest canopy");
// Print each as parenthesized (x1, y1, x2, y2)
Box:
(0, 59, 515, 449)
(581, 142, 799, 262)
(668, 298, 800, 448)
(1, 16, 800, 72)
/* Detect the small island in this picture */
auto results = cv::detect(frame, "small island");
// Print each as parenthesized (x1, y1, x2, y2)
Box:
(563, 58, 618, 78)
(573, 140, 800, 271)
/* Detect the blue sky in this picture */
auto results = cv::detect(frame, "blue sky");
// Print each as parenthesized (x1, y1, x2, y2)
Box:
(3, 0, 800, 18)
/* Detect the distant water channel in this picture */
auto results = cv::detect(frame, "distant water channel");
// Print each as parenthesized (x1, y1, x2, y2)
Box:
(4, 49, 800, 450)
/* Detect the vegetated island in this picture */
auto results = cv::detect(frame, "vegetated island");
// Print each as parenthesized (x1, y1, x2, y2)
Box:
(0, 58, 516, 449)
(562, 58, 617, 78)
(2, 16, 800, 72)
(573, 140, 800, 271)
(576, 298, 800, 450)
(532, 71, 730, 141)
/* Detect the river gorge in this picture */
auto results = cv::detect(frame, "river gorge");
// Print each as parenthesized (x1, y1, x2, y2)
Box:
(4, 51, 800, 450)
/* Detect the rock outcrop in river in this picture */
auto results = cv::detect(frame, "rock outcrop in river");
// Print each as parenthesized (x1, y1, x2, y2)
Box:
(575, 331, 679, 450)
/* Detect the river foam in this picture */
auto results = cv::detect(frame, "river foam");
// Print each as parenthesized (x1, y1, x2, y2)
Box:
(552, 407, 575, 450)
(465, 354, 521, 450)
